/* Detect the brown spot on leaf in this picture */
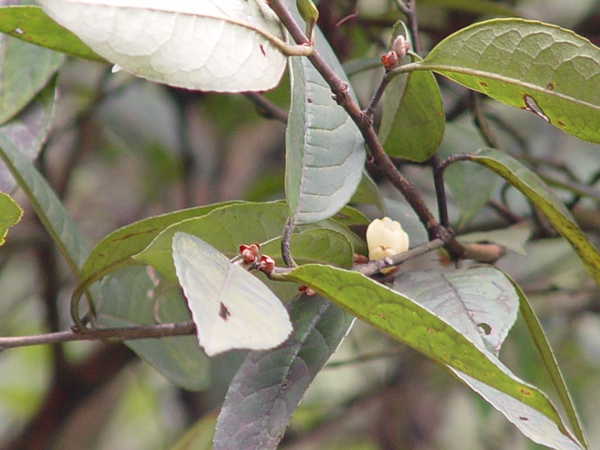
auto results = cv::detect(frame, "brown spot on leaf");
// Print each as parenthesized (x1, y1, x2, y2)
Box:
(219, 302, 231, 320)
(520, 389, 531, 396)
(546, 82, 554, 90)
(480, 81, 488, 88)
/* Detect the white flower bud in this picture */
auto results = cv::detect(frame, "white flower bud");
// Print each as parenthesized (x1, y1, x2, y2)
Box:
(366, 217, 409, 273)
(392, 35, 410, 59)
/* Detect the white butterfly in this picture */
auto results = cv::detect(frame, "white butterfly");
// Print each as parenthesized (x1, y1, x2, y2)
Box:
(171, 232, 292, 356)
(37, 0, 287, 92)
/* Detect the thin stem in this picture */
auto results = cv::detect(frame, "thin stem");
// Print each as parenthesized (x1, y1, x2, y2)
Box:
(363, 75, 391, 120)
(281, 216, 297, 267)
(395, 0, 422, 55)
(470, 91, 500, 149)
(269, 0, 443, 240)
(430, 153, 450, 228)
(0, 322, 196, 350)
(244, 92, 289, 123)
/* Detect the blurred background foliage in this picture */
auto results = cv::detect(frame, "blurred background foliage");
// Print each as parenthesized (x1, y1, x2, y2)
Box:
(1, 0, 600, 449)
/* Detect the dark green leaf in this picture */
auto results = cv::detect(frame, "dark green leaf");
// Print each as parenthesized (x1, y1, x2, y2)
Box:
(0, 75, 57, 193)
(0, 6, 64, 124)
(379, 53, 445, 161)
(420, 19, 600, 143)
(213, 295, 353, 450)
(97, 267, 209, 391)
(0, 5, 105, 63)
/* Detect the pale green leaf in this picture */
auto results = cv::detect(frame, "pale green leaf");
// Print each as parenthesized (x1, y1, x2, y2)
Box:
(458, 224, 532, 255)
(393, 267, 518, 354)
(285, 0, 365, 225)
(420, 19, 600, 143)
(37, 0, 287, 92)
(282, 264, 580, 449)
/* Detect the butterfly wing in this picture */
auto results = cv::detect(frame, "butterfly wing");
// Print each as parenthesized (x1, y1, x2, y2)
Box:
(172, 232, 292, 356)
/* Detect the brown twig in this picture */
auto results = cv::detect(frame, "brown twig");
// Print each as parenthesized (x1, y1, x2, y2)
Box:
(243, 92, 289, 123)
(0, 322, 196, 350)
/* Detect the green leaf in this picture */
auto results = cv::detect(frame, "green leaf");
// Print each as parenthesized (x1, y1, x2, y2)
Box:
(0, 192, 22, 245)
(349, 170, 386, 216)
(507, 273, 589, 449)
(78, 201, 242, 291)
(0, 6, 105, 63)
(0, 103, 88, 276)
(96, 267, 210, 391)
(282, 264, 581, 449)
(0, 74, 57, 193)
(213, 294, 353, 450)
(135, 202, 358, 283)
(0, 7, 64, 125)
(392, 267, 518, 354)
(285, 0, 366, 225)
(379, 53, 445, 161)
(420, 19, 600, 143)
(467, 148, 600, 289)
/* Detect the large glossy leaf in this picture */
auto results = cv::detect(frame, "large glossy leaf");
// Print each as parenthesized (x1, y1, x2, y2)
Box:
(281, 264, 582, 449)
(0, 5, 105, 62)
(393, 267, 518, 354)
(379, 53, 445, 161)
(97, 266, 210, 391)
(0, 75, 56, 193)
(284, 0, 365, 225)
(213, 294, 354, 450)
(419, 19, 600, 143)
(0, 4, 63, 125)
(466, 148, 600, 289)
(0, 192, 22, 245)
(37, 0, 287, 92)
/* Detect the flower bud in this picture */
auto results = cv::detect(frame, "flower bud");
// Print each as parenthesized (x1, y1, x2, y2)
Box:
(366, 217, 409, 274)
(392, 35, 410, 59)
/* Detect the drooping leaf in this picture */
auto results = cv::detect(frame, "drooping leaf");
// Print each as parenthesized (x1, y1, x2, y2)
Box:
(393, 267, 519, 354)
(379, 53, 445, 161)
(284, 0, 365, 225)
(0, 7, 63, 124)
(213, 294, 353, 450)
(507, 273, 588, 449)
(172, 232, 292, 357)
(281, 264, 581, 449)
(0, 112, 88, 275)
(96, 267, 210, 391)
(419, 19, 600, 143)
(466, 148, 600, 289)
(0, 192, 22, 245)
(0, 74, 57, 193)
(36, 0, 288, 92)
(0, 5, 105, 62)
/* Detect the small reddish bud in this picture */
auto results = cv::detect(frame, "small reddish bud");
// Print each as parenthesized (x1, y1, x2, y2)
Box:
(381, 51, 399, 71)
(392, 35, 410, 59)
(259, 255, 275, 274)
(239, 243, 260, 263)
(299, 285, 317, 296)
